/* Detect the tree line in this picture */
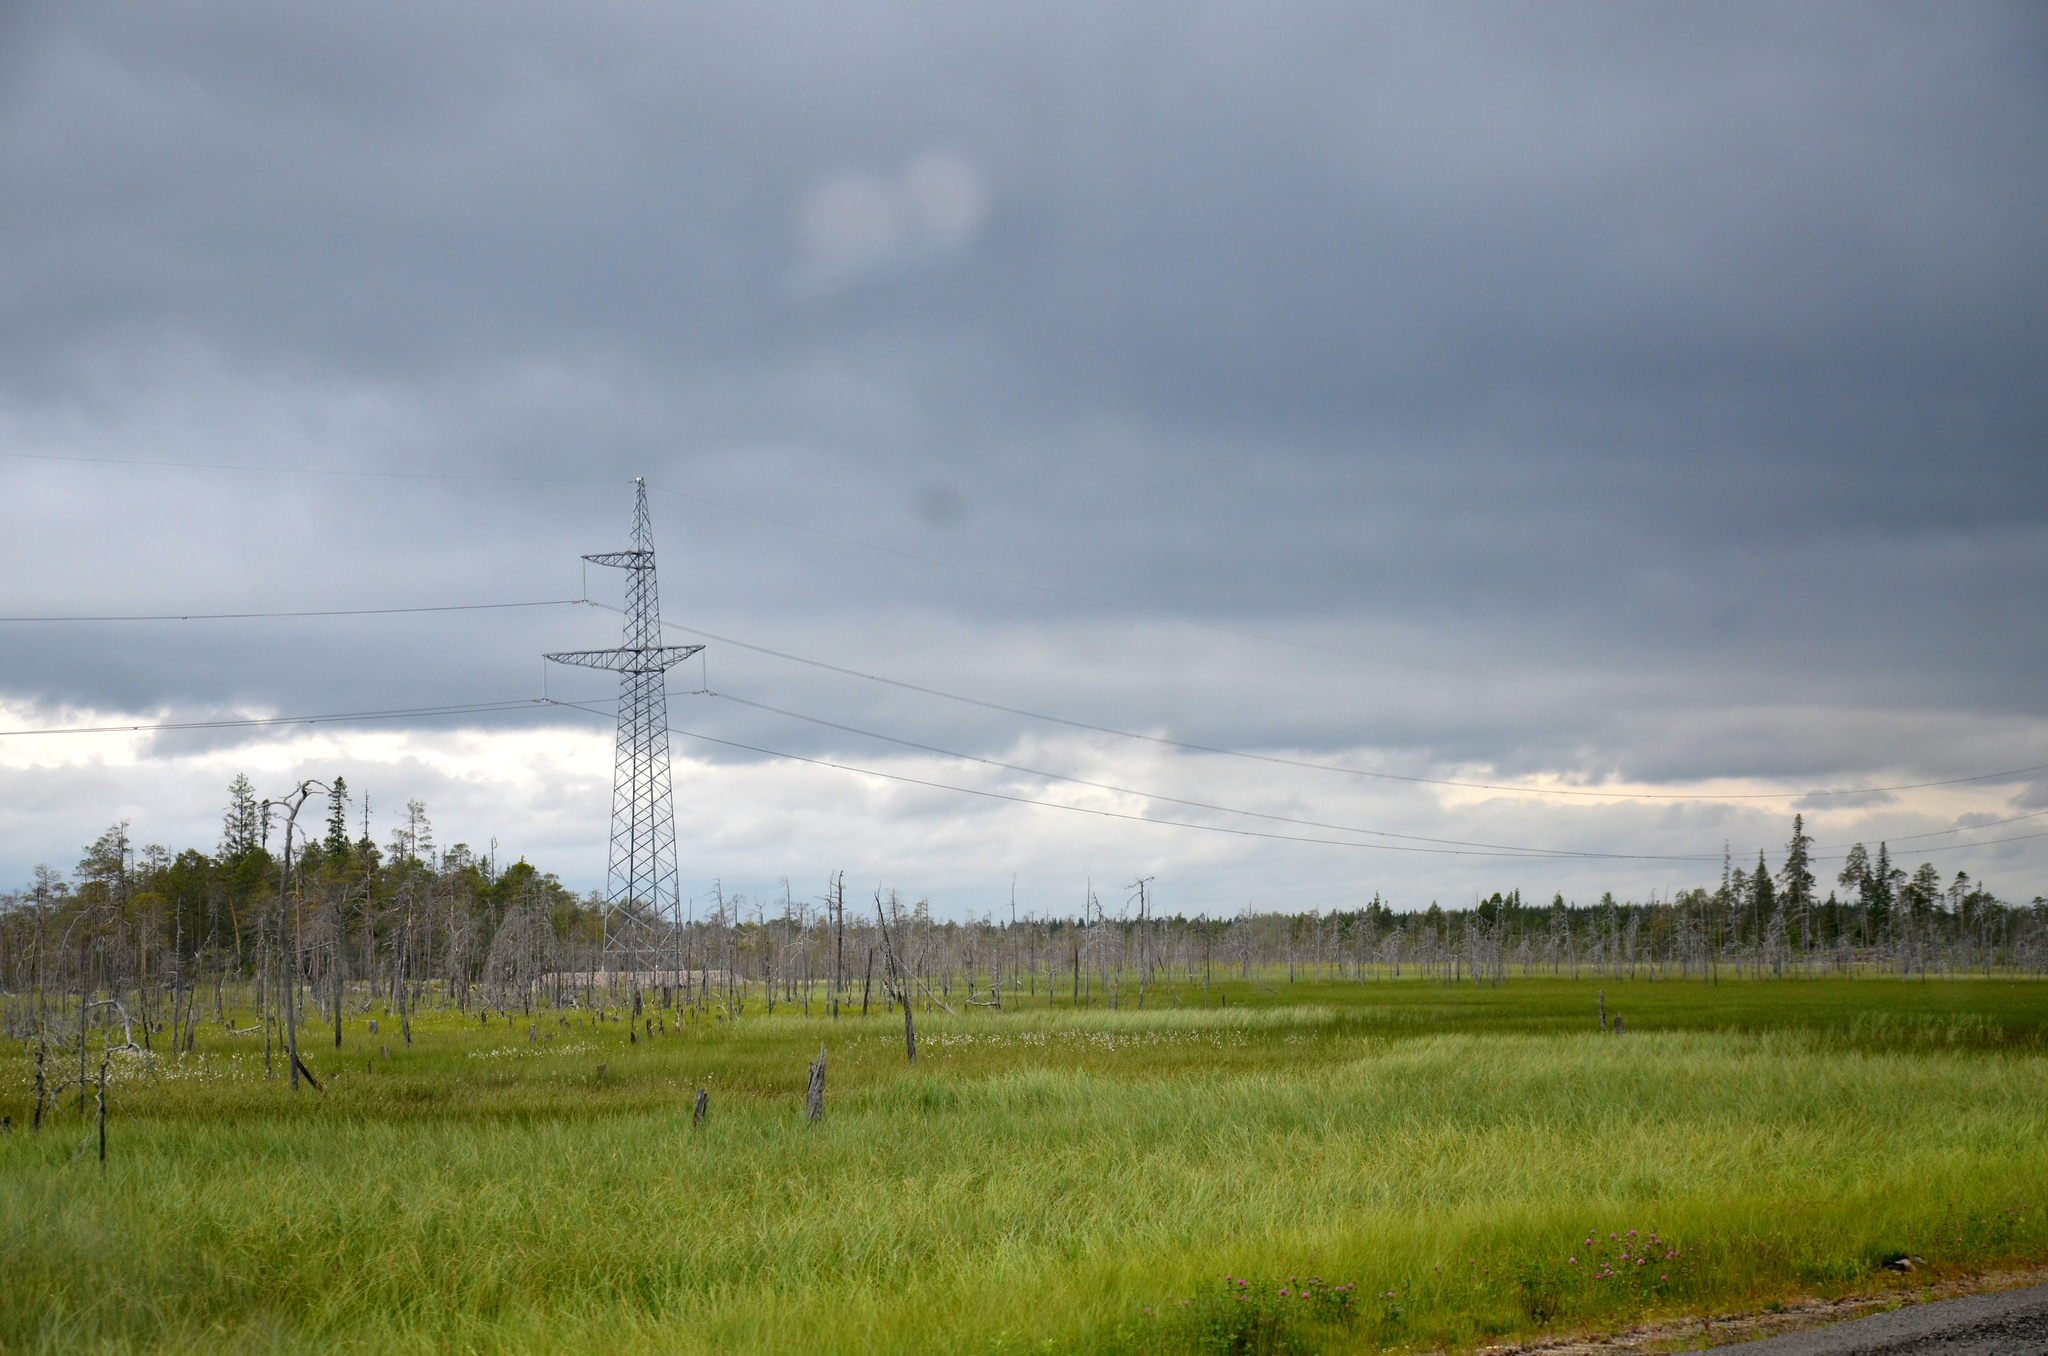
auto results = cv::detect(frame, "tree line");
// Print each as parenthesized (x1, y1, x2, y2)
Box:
(4, 787, 2046, 1082)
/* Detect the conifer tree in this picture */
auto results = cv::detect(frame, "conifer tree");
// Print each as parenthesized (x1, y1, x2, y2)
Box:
(1780, 813, 1815, 959)
(1838, 843, 1871, 941)
(324, 777, 352, 860)
(221, 774, 262, 859)
(1751, 850, 1776, 959)
(1868, 842, 1898, 940)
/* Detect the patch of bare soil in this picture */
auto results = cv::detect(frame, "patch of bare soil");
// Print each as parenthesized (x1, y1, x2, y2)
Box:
(1463, 1263, 2048, 1355)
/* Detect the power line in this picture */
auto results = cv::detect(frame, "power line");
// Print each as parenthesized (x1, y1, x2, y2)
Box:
(708, 684, 2048, 856)
(0, 599, 586, 623)
(564, 696, 2048, 865)
(6, 682, 2032, 867)
(9, 573, 2037, 817)
(1882, 828, 2048, 857)
(583, 695, 2048, 866)
(638, 612, 2048, 804)
(542, 698, 1716, 861)
(11, 574, 2034, 806)
(1825, 806, 2048, 848)
(0, 699, 549, 739)
(702, 690, 1720, 860)
(0, 446, 1977, 716)
(700, 689, 2048, 857)
(12, 578, 2033, 811)
(0, 448, 622, 486)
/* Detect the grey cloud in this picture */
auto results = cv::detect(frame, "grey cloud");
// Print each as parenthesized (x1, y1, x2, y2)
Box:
(2, 1, 2045, 901)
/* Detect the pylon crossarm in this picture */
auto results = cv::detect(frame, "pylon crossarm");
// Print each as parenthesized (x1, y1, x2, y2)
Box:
(582, 551, 652, 569)
(544, 645, 703, 674)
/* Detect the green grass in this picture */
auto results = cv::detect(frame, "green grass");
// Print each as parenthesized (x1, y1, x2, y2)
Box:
(3, 975, 2046, 1355)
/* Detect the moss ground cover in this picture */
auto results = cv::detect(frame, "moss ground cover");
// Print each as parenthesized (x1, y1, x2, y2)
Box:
(2, 976, 2045, 1354)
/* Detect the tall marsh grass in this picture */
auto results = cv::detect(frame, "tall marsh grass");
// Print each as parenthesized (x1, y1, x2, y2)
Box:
(2, 977, 2043, 1354)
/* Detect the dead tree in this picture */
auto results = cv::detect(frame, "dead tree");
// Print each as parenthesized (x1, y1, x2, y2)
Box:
(874, 891, 914, 1064)
(32, 1038, 48, 1132)
(831, 872, 845, 1018)
(805, 1044, 826, 1124)
(95, 1050, 109, 1166)
(262, 780, 327, 1091)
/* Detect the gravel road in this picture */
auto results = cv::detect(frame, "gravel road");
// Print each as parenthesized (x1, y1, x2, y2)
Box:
(1721, 1284, 2048, 1354)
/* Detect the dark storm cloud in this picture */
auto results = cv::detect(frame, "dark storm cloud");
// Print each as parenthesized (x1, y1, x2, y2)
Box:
(10, 2, 2044, 420)
(3, 0, 2047, 902)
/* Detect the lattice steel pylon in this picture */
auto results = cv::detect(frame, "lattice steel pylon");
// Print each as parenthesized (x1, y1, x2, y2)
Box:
(546, 479, 702, 932)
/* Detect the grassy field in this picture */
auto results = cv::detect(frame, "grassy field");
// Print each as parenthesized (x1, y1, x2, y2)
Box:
(2, 975, 2046, 1355)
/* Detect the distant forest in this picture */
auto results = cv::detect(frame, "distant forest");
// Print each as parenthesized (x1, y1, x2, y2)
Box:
(3, 777, 2046, 1035)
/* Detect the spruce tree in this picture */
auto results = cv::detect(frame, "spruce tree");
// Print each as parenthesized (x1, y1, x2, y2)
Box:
(1780, 814, 1814, 913)
(324, 777, 351, 859)
(1751, 849, 1776, 953)
(1868, 842, 1896, 940)
(221, 774, 262, 859)
(1838, 844, 1871, 941)
(1780, 813, 1815, 960)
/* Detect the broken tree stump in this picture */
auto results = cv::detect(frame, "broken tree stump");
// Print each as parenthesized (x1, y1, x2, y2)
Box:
(805, 1044, 826, 1125)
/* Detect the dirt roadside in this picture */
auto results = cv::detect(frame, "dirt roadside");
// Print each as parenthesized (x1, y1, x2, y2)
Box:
(1462, 1263, 2048, 1355)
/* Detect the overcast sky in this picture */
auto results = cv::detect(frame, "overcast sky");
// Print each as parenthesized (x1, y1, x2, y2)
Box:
(2, 1, 2044, 917)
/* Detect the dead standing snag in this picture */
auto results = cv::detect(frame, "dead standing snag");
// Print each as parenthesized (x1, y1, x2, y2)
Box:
(805, 1045, 826, 1125)
(874, 892, 914, 1064)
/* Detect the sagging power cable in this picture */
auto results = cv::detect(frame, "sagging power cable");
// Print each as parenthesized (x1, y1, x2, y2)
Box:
(0, 600, 585, 623)
(0, 699, 550, 739)
(544, 697, 1719, 862)
(635, 612, 2048, 805)
(701, 689, 1722, 860)
(704, 688, 2048, 852)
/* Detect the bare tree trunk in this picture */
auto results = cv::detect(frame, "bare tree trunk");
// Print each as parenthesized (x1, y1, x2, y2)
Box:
(78, 977, 89, 1114)
(32, 1037, 47, 1132)
(333, 927, 344, 1049)
(95, 1051, 109, 1166)
(874, 894, 914, 1064)
(805, 1044, 825, 1124)
(284, 882, 300, 1091)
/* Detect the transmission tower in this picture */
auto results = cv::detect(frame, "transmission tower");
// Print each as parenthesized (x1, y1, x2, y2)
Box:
(546, 479, 702, 935)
